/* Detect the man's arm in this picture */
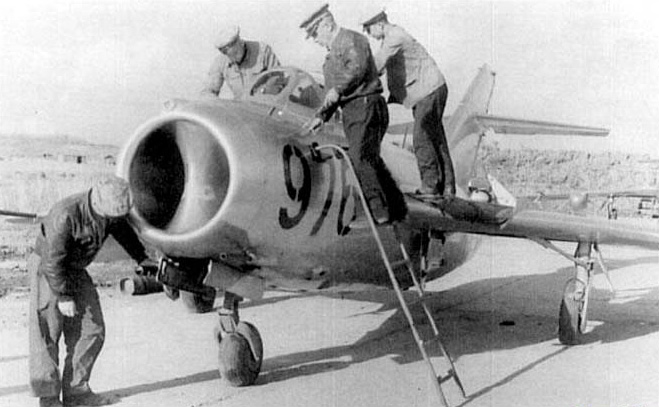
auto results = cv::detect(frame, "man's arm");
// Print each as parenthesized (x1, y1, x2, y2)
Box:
(200, 57, 226, 98)
(109, 218, 148, 264)
(332, 34, 369, 98)
(374, 28, 404, 74)
(41, 213, 75, 300)
(315, 33, 369, 122)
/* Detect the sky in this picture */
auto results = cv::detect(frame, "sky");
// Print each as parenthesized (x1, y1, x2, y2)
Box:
(1, 0, 658, 156)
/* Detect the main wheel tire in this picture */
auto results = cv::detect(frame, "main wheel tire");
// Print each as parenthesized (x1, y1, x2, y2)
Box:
(558, 279, 583, 345)
(180, 287, 216, 313)
(218, 322, 263, 387)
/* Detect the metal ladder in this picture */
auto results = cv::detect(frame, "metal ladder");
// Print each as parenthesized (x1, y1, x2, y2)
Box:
(313, 144, 466, 407)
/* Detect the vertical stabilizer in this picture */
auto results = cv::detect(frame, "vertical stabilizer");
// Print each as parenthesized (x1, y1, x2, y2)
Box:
(445, 65, 496, 191)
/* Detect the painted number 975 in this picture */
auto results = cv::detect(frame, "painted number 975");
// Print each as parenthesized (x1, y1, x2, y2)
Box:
(278, 144, 356, 236)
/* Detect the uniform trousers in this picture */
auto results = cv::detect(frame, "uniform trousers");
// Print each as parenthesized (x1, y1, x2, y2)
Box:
(412, 84, 456, 196)
(28, 254, 105, 398)
(341, 94, 407, 220)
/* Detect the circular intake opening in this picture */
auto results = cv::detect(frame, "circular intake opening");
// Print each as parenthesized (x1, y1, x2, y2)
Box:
(129, 119, 230, 233)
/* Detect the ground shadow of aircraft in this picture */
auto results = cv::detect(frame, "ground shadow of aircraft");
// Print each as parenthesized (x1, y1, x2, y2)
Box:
(2, 248, 655, 403)
(252, 247, 659, 404)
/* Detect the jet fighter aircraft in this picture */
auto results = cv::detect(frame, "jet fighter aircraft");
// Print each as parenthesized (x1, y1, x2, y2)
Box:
(116, 64, 659, 391)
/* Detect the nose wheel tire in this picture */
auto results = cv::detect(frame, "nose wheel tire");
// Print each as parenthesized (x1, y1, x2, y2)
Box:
(218, 321, 264, 386)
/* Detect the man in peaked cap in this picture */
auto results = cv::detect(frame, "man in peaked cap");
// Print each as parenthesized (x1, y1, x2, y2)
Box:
(300, 3, 408, 225)
(201, 24, 282, 100)
(29, 175, 157, 407)
(362, 8, 456, 198)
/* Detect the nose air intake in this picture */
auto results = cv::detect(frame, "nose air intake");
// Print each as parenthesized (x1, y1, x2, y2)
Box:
(128, 119, 230, 234)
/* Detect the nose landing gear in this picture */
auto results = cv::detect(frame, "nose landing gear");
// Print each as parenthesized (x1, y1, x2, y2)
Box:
(216, 292, 264, 386)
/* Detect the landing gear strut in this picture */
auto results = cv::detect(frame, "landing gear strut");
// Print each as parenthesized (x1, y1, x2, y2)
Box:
(558, 242, 592, 345)
(216, 292, 263, 386)
(531, 239, 615, 345)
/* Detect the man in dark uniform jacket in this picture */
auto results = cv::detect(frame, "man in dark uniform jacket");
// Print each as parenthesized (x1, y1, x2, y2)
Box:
(29, 176, 156, 407)
(300, 3, 408, 224)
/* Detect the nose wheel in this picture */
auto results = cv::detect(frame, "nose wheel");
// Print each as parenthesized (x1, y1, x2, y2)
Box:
(216, 292, 264, 386)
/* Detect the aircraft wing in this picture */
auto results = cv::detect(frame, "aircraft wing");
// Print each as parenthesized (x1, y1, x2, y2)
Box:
(388, 114, 608, 137)
(473, 114, 609, 136)
(0, 209, 37, 218)
(406, 196, 659, 250)
(521, 189, 659, 201)
(0, 209, 39, 223)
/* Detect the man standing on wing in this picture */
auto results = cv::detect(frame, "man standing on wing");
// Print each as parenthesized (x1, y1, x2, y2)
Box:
(300, 4, 408, 224)
(362, 9, 456, 198)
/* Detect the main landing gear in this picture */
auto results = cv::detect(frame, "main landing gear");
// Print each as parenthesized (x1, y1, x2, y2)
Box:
(532, 239, 615, 345)
(216, 292, 264, 386)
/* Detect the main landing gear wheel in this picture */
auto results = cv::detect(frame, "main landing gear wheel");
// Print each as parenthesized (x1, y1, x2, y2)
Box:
(558, 278, 587, 345)
(217, 321, 264, 386)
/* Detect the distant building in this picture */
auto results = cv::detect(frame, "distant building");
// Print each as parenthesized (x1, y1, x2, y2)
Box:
(104, 155, 116, 166)
(57, 154, 87, 164)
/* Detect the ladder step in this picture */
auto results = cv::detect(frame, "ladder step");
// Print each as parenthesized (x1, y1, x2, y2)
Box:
(439, 369, 467, 398)
(438, 369, 457, 385)
(390, 259, 411, 270)
(313, 143, 466, 405)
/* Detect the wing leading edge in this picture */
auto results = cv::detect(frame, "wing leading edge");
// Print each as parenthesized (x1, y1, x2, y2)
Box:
(388, 112, 609, 138)
(407, 196, 659, 250)
(473, 114, 609, 137)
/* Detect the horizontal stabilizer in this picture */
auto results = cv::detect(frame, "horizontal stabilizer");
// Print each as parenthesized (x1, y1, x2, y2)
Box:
(521, 189, 659, 201)
(474, 114, 609, 136)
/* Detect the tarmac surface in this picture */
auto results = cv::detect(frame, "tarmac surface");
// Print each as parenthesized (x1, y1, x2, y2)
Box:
(2, 236, 659, 407)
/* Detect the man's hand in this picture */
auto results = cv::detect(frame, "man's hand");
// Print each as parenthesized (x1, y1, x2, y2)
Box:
(302, 117, 324, 135)
(321, 88, 340, 110)
(58, 299, 76, 317)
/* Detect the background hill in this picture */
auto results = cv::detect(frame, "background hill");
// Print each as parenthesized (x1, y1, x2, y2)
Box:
(480, 141, 658, 196)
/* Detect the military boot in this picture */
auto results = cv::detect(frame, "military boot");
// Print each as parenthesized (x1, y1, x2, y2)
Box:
(39, 396, 63, 407)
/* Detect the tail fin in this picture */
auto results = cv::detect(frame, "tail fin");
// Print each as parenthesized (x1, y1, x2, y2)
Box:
(445, 64, 497, 190)
(382, 65, 498, 194)
(446, 64, 609, 193)
(386, 64, 609, 198)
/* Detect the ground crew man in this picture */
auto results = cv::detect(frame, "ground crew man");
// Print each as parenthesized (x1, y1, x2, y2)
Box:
(300, 4, 408, 224)
(361, 9, 456, 197)
(201, 25, 281, 100)
(29, 176, 157, 407)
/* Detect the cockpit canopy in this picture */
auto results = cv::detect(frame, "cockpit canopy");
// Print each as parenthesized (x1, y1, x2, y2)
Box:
(244, 67, 324, 111)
